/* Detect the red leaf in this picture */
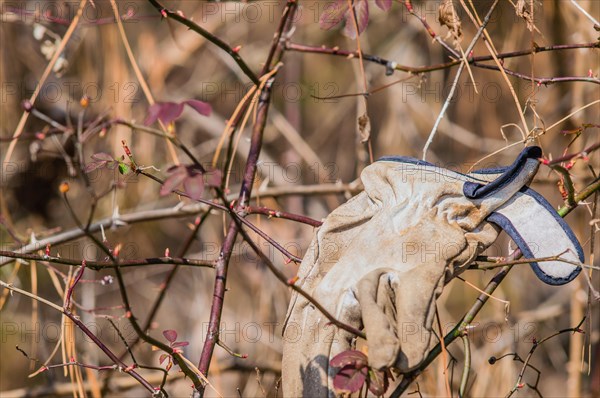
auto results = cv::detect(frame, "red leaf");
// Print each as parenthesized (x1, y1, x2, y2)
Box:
(183, 173, 205, 200)
(159, 353, 169, 364)
(319, 0, 348, 30)
(160, 167, 187, 196)
(333, 364, 368, 393)
(171, 341, 189, 348)
(330, 350, 368, 368)
(375, 0, 392, 11)
(343, 0, 369, 39)
(162, 329, 178, 343)
(367, 368, 389, 395)
(184, 99, 212, 117)
(91, 152, 114, 161)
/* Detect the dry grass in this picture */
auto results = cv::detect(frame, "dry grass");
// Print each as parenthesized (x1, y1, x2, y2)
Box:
(1, 1, 598, 397)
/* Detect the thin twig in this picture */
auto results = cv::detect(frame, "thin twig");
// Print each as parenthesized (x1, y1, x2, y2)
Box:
(0, 250, 215, 270)
(423, 0, 499, 160)
(3, 0, 87, 165)
(402, 0, 460, 58)
(0, 182, 360, 267)
(147, 0, 259, 85)
(504, 317, 586, 398)
(0, 280, 158, 395)
(284, 41, 599, 75)
(197, 80, 275, 389)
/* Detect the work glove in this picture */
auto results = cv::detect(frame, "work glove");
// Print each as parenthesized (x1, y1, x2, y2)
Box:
(282, 146, 583, 397)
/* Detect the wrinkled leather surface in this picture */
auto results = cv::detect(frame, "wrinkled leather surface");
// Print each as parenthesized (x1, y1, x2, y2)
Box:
(281, 147, 580, 397)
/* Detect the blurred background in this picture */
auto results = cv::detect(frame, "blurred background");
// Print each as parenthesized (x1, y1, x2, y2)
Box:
(1, 0, 599, 396)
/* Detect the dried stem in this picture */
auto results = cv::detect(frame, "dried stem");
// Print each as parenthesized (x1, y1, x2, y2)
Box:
(423, 0, 500, 160)
(0, 280, 158, 395)
(402, 0, 460, 58)
(459, 334, 471, 398)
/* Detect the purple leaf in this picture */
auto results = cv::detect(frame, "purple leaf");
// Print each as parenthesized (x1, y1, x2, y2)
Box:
(91, 152, 114, 162)
(145, 102, 185, 125)
(319, 0, 348, 30)
(159, 353, 169, 364)
(163, 329, 178, 343)
(166, 164, 182, 173)
(171, 341, 189, 348)
(144, 103, 162, 125)
(330, 350, 368, 368)
(183, 99, 212, 117)
(375, 0, 392, 11)
(333, 364, 368, 393)
(84, 161, 107, 173)
(157, 102, 185, 125)
(183, 173, 205, 200)
(205, 169, 223, 187)
(146, 100, 211, 126)
(160, 166, 187, 196)
(367, 368, 389, 395)
(343, 0, 369, 39)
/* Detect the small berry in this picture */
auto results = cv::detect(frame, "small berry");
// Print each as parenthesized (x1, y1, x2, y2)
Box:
(59, 182, 70, 193)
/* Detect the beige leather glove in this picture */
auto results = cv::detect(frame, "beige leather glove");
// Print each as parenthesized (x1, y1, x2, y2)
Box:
(282, 147, 582, 397)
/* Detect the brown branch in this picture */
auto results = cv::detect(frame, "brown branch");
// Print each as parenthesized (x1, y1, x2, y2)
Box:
(237, 226, 366, 339)
(246, 205, 322, 227)
(402, 0, 460, 58)
(472, 62, 600, 85)
(60, 190, 205, 390)
(0, 250, 215, 270)
(546, 141, 600, 165)
(146, 0, 259, 85)
(0, 182, 360, 268)
(137, 169, 304, 263)
(285, 41, 600, 75)
(197, 81, 274, 390)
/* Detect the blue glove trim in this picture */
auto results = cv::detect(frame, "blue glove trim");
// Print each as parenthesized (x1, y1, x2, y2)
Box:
(462, 146, 542, 199)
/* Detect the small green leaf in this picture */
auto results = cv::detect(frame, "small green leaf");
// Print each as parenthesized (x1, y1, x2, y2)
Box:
(118, 163, 131, 175)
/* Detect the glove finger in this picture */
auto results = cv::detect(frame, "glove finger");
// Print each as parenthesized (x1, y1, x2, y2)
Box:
(283, 292, 360, 397)
(390, 262, 447, 372)
(355, 270, 400, 370)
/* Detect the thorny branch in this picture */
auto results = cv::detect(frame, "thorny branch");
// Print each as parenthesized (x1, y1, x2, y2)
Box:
(285, 41, 600, 77)
(1, 0, 598, 396)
